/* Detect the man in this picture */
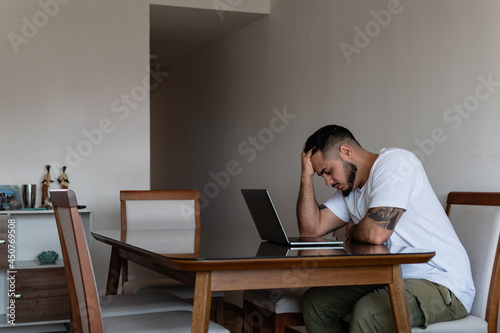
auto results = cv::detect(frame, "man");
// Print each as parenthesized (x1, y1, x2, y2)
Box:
(297, 125, 474, 332)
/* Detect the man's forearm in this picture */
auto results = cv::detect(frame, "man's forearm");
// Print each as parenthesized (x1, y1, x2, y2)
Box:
(297, 175, 320, 236)
(347, 207, 403, 245)
(347, 220, 390, 245)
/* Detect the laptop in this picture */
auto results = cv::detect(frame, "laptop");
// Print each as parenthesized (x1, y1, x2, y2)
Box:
(241, 189, 344, 248)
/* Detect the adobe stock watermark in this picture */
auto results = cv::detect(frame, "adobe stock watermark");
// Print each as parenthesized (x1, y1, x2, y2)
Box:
(7, 0, 71, 54)
(413, 74, 499, 162)
(51, 64, 169, 173)
(339, 0, 405, 64)
(385, 74, 499, 188)
(212, 0, 243, 21)
(6, 218, 17, 325)
(196, 106, 296, 209)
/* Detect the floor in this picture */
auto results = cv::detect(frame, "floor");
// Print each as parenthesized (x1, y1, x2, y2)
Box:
(223, 305, 273, 333)
(51, 305, 300, 333)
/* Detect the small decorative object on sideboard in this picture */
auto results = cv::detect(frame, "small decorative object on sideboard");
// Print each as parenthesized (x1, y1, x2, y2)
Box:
(0, 185, 21, 210)
(37, 250, 59, 264)
(9, 200, 22, 210)
(57, 165, 70, 189)
(22, 184, 37, 209)
(41, 164, 54, 207)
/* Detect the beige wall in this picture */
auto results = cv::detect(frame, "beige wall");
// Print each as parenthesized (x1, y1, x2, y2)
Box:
(0, 0, 152, 291)
(151, 0, 500, 235)
(151, 0, 270, 13)
(1, 0, 151, 226)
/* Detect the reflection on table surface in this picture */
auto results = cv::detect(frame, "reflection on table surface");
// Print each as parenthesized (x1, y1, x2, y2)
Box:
(92, 228, 434, 261)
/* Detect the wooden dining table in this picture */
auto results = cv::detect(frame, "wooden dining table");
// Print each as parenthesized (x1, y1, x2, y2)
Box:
(92, 228, 435, 333)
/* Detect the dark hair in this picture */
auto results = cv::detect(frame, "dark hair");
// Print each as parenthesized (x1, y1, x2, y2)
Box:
(304, 125, 360, 158)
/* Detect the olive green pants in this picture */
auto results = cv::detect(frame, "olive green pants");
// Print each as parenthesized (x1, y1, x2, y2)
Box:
(302, 279, 468, 333)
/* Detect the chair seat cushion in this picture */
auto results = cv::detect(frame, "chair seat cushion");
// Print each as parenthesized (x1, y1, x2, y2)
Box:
(100, 291, 193, 317)
(103, 310, 229, 332)
(123, 278, 224, 299)
(243, 288, 308, 314)
(411, 315, 487, 333)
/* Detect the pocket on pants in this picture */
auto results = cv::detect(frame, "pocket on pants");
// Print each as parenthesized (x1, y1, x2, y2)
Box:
(404, 279, 466, 327)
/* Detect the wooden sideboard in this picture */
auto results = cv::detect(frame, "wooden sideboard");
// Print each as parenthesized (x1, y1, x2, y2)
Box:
(0, 210, 92, 332)
(7, 261, 70, 323)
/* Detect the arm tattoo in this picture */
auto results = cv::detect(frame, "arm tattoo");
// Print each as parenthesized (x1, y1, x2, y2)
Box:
(366, 207, 404, 230)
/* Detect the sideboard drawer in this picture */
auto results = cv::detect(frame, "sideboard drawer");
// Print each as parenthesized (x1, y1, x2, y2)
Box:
(10, 267, 70, 323)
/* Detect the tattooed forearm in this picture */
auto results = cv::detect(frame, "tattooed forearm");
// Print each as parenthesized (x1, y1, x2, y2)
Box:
(366, 207, 404, 230)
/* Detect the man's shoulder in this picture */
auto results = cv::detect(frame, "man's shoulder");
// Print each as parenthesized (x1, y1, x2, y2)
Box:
(373, 148, 424, 178)
(379, 147, 414, 156)
(378, 147, 421, 164)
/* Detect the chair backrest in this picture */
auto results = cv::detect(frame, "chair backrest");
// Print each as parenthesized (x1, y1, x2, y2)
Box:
(120, 190, 200, 230)
(121, 191, 200, 230)
(445, 192, 500, 331)
(51, 189, 103, 333)
(120, 190, 201, 282)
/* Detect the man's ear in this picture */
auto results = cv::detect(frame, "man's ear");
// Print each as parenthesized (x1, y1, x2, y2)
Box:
(339, 144, 353, 159)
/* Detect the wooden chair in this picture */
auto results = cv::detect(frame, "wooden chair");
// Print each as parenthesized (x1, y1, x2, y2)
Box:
(412, 191, 500, 333)
(50, 189, 229, 333)
(243, 288, 306, 333)
(119, 190, 224, 323)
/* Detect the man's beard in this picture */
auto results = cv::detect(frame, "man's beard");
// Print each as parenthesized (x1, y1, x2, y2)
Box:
(341, 160, 357, 197)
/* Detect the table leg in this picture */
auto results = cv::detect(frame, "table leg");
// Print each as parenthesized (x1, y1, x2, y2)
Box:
(192, 271, 212, 333)
(387, 264, 410, 333)
(105, 247, 123, 295)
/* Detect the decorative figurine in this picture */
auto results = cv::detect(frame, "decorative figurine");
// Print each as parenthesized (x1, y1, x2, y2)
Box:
(58, 166, 70, 189)
(41, 164, 54, 207)
(0, 193, 5, 210)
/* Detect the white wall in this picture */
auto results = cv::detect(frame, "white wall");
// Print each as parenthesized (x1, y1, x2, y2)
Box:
(0, 0, 151, 291)
(151, 0, 500, 235)
(151, 0, 270, 13)
(1, 0, 151, 225)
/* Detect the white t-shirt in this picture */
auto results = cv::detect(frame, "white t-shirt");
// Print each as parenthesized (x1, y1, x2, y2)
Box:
(323, 148, 475, 312)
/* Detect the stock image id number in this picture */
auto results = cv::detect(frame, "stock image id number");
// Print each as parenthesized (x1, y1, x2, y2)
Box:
(7, 218, 16, 269)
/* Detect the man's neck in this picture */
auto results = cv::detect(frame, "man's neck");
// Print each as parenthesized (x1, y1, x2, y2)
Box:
(355, 151, 379, 189)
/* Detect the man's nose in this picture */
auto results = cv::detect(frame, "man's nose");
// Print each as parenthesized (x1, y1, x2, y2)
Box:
(324, 176, 334, 186)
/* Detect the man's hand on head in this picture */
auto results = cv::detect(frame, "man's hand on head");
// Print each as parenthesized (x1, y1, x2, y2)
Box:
(301, 144, 315, 179)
